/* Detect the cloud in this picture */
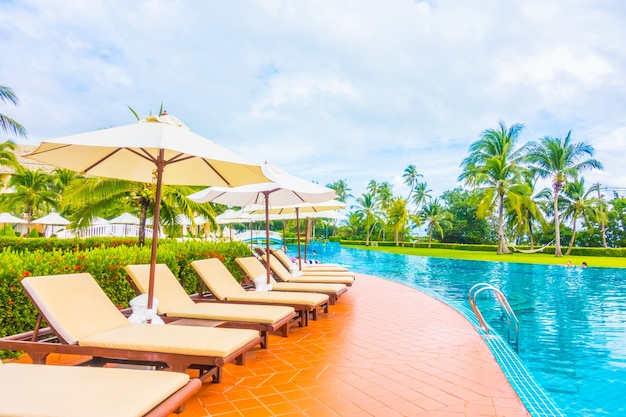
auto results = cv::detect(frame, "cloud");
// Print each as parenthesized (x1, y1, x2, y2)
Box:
(1, 0, 625, 203)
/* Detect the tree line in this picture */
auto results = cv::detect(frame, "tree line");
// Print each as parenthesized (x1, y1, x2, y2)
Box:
(2, 87, 620, 255)
(326, 122, 618, 257)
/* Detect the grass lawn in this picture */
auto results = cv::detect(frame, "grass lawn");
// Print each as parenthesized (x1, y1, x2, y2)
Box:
(344, 245, 626, 269)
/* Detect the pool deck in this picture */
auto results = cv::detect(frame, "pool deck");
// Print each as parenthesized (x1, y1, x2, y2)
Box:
(14, 273, 531, 416)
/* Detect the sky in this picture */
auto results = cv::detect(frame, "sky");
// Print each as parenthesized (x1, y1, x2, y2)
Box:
(1, 0, 626, 208)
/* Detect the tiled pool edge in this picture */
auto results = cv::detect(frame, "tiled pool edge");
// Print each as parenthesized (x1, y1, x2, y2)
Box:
(396, 280, 565, 417)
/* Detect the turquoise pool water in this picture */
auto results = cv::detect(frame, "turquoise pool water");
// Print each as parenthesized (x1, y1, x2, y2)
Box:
(302, 245, 626, 417)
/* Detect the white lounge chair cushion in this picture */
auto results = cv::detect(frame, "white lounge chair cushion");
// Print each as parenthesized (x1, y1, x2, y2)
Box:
(0, 362, 190, 417)
(166, 302, 294, 325)
(79, 324, 260, 357)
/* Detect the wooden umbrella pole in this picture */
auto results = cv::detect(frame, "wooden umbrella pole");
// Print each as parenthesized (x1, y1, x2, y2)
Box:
(264, 191, 271, 285)
(147, 149, 165, 311)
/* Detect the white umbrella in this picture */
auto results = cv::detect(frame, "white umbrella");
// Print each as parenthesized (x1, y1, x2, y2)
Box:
(25, 113, 269, 310)
(188, 162, 336, 284)
(32, 212, 71, 237)
(0, 212, 26, 236)
(32, 212, 71, 225)
(109, 212, 140, 237)
(246, 201, 347, 269)
(109, 212, 140, 224)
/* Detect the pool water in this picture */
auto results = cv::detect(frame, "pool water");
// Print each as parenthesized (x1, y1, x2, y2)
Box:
(301, 245, 626, 417)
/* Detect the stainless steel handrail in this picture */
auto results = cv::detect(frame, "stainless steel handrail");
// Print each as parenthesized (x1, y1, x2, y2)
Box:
(468, 283, 519, 352)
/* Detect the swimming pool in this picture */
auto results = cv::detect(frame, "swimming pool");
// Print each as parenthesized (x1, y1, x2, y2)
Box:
(302, 245, 626, 417)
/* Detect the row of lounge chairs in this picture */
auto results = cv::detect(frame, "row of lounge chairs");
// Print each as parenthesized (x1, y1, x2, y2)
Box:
(0, 251, 355, 416)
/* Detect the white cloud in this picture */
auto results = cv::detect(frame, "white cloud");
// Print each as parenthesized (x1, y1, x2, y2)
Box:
(1, 0, 626, 203)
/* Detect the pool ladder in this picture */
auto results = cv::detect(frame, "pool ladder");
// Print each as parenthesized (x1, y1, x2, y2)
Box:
(468, 283, 519, 352)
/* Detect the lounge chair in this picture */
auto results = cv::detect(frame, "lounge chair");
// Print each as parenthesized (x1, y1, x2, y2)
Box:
(0, 273, 261, 383)
(236, 256, 348, 305)
(190, 258, 329, 326)
(272, 248, 353, 274)
(0, 359, 201, 417)
(125, 264, 299, 348)
(262, 253, 355, 286)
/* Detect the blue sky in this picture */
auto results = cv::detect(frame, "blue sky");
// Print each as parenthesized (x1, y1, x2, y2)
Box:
(1, 1, 625, 207)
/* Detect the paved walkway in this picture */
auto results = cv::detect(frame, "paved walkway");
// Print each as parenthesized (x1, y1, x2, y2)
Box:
(16, 273, 531, 416)
(181, 273, 530, 416)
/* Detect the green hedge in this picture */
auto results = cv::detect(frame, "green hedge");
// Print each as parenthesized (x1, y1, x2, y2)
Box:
(0, 239, 252, 359)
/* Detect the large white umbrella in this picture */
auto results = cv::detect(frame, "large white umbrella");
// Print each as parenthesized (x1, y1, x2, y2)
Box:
(32, 212, 71, 237)
(109, 212, 140, 236)
(0, 212, 26, 236)
(246, 200, 347, 269)
(25, 113, 269, 310)
(188, 162, 336, 284)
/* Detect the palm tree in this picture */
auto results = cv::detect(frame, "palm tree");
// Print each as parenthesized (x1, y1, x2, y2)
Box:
(1, 85, 27, 138)
(387, 197, 408, 246)
(0, 167, 57, 232)
(458, 121, 528, 254)
(411, 181, 432, 213)
(526, 131, 603, 256)
(0, 140, 18, 170)
(561, 178, 604, 256)
(326, 179, 352, 203)
(504, 169, 545, 248)
(61, 177, 215, 245)
(402, 164, 422, 202)
(420, 198, 453, 248)
(354, 192, 380, 245)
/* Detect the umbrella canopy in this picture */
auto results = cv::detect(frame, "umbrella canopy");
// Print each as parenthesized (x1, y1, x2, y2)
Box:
(215, 209, 254, 224)
(188, 162, 336, 284)
(108, 212, 140, 224)
(31, 212, 71, 225)
(0, 212, 26, 236)
(0, 212, 27, 224)
(25, 114, 270, 310)
(246, 200, 347, 269)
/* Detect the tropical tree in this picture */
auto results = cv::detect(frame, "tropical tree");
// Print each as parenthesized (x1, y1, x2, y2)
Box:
(0, 167, 57, 232)
(440, 188, 494, 244)
(326, 179, 352, 203)
(353, 192, 380, 245)
(0, 140, 18, 171)
(0, 85, 27, 138)
(402, 164, 422, 202)
(504, 169, 546, 248)
(410, 181, 432, 213)
(458, 121, 528, 254)
(561, 178, 605, 255)
(526, 131, 603, 256)
(61, 177, 216, 245)
(420, 198, 453, 248)
(387, 197, 408, 245)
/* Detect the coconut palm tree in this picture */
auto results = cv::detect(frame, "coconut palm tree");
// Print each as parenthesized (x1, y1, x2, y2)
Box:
(526, 132, 603, 256)
(326, 179, 352, 203)
(410, 181, 432, 213)
(354, 192, 380, 245)
(420, 198, 453, 248)
(0, 140, 18, 170)
(0, 85, 27, 138)
(0, 167, 57, 232)
(504, 169, 545, 248)
(61, 177, 216, 245)
(402, 164, 422, 202)
(561, 178, 605, 255)
(387, 197, 408, 246)
(458, 121, 528, 254)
